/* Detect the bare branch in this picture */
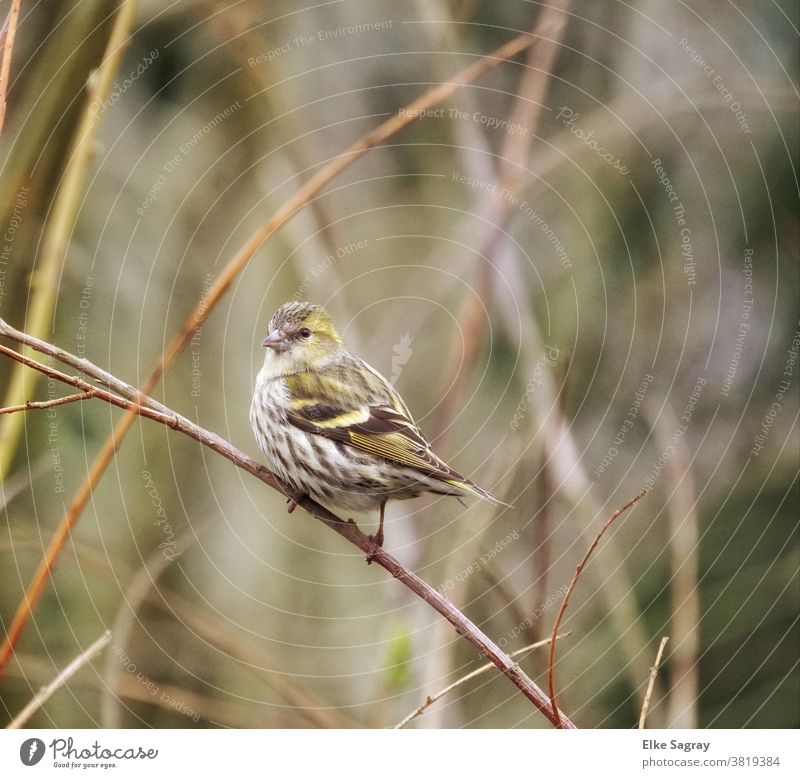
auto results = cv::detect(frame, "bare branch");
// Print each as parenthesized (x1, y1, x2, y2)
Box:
(548, 490, 647, 726)
(0, 343, 178, 429)
(6, 630, 112, 729)
(639, 636, 670, 729)
(0, 391, 98, 416)
(0, 322, 577, 728)
(394, 633, 570, 729)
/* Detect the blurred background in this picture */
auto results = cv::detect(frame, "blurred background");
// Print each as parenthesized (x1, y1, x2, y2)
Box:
(0, 0, 797, 729)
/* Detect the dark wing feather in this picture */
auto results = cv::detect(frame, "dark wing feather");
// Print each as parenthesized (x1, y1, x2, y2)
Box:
(284, 368, 501, 504)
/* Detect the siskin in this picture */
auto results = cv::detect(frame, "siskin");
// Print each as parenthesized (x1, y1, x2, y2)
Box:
(250, 301, 502, 555)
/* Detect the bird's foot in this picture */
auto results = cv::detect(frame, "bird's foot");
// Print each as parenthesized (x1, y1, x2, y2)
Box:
(365, 530, 384, 565)
(286, 492, 305, 514)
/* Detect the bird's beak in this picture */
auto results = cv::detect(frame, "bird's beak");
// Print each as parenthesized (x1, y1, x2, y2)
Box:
(261, 329, 290, 352)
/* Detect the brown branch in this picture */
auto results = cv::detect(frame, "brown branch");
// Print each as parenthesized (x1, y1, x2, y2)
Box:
(394, 633, 571, 729)
(0, 27, 545, 684)
(547, 490, 647, 726)
(0, 391, 98, 415)
(6, 630, 111, 729)
(639, 636, 669, 729)
(0, 344, 178, 429)
(0, 0, 22, 136)
(0, 322, 576, 728)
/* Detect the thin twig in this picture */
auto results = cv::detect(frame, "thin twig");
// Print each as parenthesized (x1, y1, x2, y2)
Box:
(6, 630, 112, 729)
(0, 322, 577, 728)
(0, 390, 97, 415)
(0, 343, 178, 429)
(0, 27, 545, 686)
(0, 0, 22, 135)
(547, 490, 647, 726)
(394, 633, 570, 729)
(639, 636, 669, 729)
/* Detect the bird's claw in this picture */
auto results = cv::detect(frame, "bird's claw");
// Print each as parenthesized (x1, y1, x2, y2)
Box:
(365, 531, 384, 565)
(286, 492, 305, 514)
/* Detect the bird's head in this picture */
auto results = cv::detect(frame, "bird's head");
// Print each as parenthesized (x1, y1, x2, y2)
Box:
(261, 301, 343, 373)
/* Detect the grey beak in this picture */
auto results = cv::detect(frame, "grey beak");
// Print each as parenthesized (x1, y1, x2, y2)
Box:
(261, 330, 290, 351)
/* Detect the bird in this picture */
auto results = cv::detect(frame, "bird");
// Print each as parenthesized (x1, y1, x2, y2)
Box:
(250, 301, 502, 559)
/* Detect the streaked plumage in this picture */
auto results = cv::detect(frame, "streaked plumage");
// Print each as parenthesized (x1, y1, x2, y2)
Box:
(250, 301, 500, 551)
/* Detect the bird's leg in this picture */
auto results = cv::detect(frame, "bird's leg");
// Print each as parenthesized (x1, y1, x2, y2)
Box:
(375, 500, 386, 548)
(366, 501, 387, 564)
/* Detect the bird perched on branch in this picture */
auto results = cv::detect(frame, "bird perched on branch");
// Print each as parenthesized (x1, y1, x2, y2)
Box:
(250, 301, 502, 559)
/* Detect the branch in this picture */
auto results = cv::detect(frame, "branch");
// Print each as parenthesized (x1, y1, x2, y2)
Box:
(0, 323, 576, 728)
(394, 633, 570, 729)
(0, 390, 98, 415)
(547, 490, 647, 726)
(0, 343, 178, 429)
(0, 0, 22, 136)
(639, 636, 669, 729)
(6, 630, 111, 729)
(0, 27, 547, 684)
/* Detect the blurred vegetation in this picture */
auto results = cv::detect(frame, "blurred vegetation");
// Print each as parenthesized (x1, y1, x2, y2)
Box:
(0, 0, 797, 729)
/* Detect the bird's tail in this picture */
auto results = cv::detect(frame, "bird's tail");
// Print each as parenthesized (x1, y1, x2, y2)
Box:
(444, 477, 512, 508)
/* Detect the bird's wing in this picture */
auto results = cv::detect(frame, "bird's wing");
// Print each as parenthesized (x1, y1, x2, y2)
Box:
(284, 360, 500, 502)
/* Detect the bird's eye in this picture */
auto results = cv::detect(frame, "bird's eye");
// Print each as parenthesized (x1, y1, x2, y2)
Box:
(298, 327, 312, 339)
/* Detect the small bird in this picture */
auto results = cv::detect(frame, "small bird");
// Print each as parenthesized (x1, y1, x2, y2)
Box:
(250, 301, 501, 557)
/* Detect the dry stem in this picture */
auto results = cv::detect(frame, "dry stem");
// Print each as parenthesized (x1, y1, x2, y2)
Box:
(0, 391, 97, 415)
(394, 633, 570, 729)
(639, 636, 669, 729)
(6, 630, 111, 729)
(547, 490, 646, 726)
